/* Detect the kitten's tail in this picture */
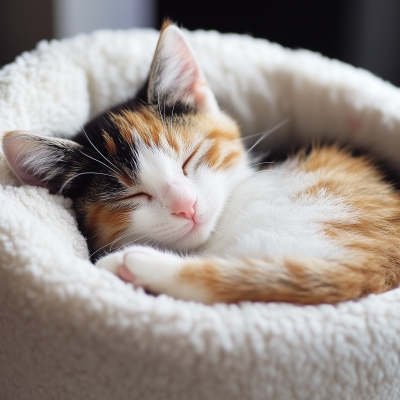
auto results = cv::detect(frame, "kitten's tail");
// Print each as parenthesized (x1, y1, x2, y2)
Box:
(177, 256, 399, 304)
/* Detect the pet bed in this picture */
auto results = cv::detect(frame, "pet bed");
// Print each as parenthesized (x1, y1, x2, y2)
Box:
(1, 28, 400, 400)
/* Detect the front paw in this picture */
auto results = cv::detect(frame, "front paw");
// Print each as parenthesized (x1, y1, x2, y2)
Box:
(97, 246, 184, 295)
(96, 251, 124, 274)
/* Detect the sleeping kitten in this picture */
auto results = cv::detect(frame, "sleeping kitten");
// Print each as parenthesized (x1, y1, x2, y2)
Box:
(4, 21, 400, 304)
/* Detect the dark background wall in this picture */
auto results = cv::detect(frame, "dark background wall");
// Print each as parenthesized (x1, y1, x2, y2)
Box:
(158, 0, 400, 87)
(1, 0, 400, 86)
(159, 0, 347, 62)
(0, 0, 53, 67)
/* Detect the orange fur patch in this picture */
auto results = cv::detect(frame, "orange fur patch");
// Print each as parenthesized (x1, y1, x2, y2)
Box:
(110, 108, 164, 147)
(178, 254, 395, 305)
(85, 203, 132, 250)
(198, 122, 243, 170)
(109, 106, 244, 171)
(304, 149, 400, 293)
(178, 147, 400, 305)
(299, 147, 400, 289)
(161, 19, 173, 31)
(102, 130, 117, 155)
(3, 130, 19, 140)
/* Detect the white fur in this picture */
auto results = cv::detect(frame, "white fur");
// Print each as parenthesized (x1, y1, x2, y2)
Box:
(97, 156, 352, 300)
(2, 28, 400, 400)
(99, 246, 211, 303)
(97, 25, 351, 299)
(200, 162, 352, 260)
(113, 131, 236, 252)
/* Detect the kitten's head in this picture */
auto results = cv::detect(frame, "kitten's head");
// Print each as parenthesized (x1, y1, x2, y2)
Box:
(3, 21, 246, 256)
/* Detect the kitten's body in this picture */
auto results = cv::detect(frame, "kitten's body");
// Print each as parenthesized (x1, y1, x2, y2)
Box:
(4, 22, 400, 304)
(97, 146, 400, 304)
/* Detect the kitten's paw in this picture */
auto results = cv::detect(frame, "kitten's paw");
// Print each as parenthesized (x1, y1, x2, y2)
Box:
(121, 246, 183, 293)
(97, 246, 184, 295)
(96, 251, 124, 274)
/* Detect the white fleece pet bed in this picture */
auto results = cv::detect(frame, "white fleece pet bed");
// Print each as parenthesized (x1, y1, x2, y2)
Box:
(1, 29, 400, 400)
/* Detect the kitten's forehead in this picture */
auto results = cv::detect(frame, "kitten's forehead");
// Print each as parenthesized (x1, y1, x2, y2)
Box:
(102, 105, 243, 172)
(109, 107, 165, 149)
(136, 143, 184, 189)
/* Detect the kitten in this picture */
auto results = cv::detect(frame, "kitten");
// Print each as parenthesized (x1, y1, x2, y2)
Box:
(3, 21, 400, 305)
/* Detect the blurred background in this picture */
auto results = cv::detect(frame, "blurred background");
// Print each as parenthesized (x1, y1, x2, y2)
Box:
(1, 0, 399, 85)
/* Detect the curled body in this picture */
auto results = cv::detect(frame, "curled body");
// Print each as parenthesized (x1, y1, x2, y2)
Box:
(3, 22, 400, 304)
(96, 146, 400, 304)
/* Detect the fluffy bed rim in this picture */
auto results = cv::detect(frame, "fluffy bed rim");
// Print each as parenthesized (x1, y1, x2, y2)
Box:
(1, 28, 400, 400)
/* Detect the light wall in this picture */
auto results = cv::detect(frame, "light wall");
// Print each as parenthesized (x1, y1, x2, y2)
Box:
(53, 0, 156, 39)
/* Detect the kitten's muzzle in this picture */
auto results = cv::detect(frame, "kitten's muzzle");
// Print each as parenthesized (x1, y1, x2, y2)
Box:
(163, 182, 197, 221)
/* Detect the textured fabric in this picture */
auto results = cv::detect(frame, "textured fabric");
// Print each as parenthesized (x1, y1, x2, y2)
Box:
(1, 28, 400, 400)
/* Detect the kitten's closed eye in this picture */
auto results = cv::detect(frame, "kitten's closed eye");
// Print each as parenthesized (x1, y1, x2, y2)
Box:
(118, 192, 152, 202)
(182, 145, 201, 176)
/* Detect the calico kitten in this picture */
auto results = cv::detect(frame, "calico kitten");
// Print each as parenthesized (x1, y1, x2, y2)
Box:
(4, 21, 400, 305)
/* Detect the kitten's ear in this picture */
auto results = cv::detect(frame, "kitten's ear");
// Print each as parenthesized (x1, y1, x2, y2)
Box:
(3, 131, 82, 194)
(147, 21, 219, 114)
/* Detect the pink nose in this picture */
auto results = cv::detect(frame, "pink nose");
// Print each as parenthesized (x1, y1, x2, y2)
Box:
(171, 197, 196, 220)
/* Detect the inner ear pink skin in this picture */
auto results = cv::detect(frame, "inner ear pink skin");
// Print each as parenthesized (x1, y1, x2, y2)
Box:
(148, 24, 219, 115)
(162, 183, 197, 221)
(3, 134, 57, 192)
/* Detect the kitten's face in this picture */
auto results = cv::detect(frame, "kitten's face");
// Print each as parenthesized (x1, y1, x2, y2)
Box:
(3, 21, 246, 256)
(78, 105, 243, 254)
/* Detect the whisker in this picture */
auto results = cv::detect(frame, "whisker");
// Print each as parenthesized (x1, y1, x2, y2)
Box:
(58, 172, 117, 195)
(91, 220, 172, 258)
(90, 229, 148, 258)
(101, 222, 176, 256)
(250, 161, 275, 168)
(78, 150, 119, 174)
(237, 132, 266, 142)
(82, 127, 122, 173)
(250, 151, 271, 164)
(109, 224, 170, 252)
(111, 234, 152, 253)
(99, 229, 145, 250)
(236, 130, 273, 142)
(245, 118, 290, 154)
